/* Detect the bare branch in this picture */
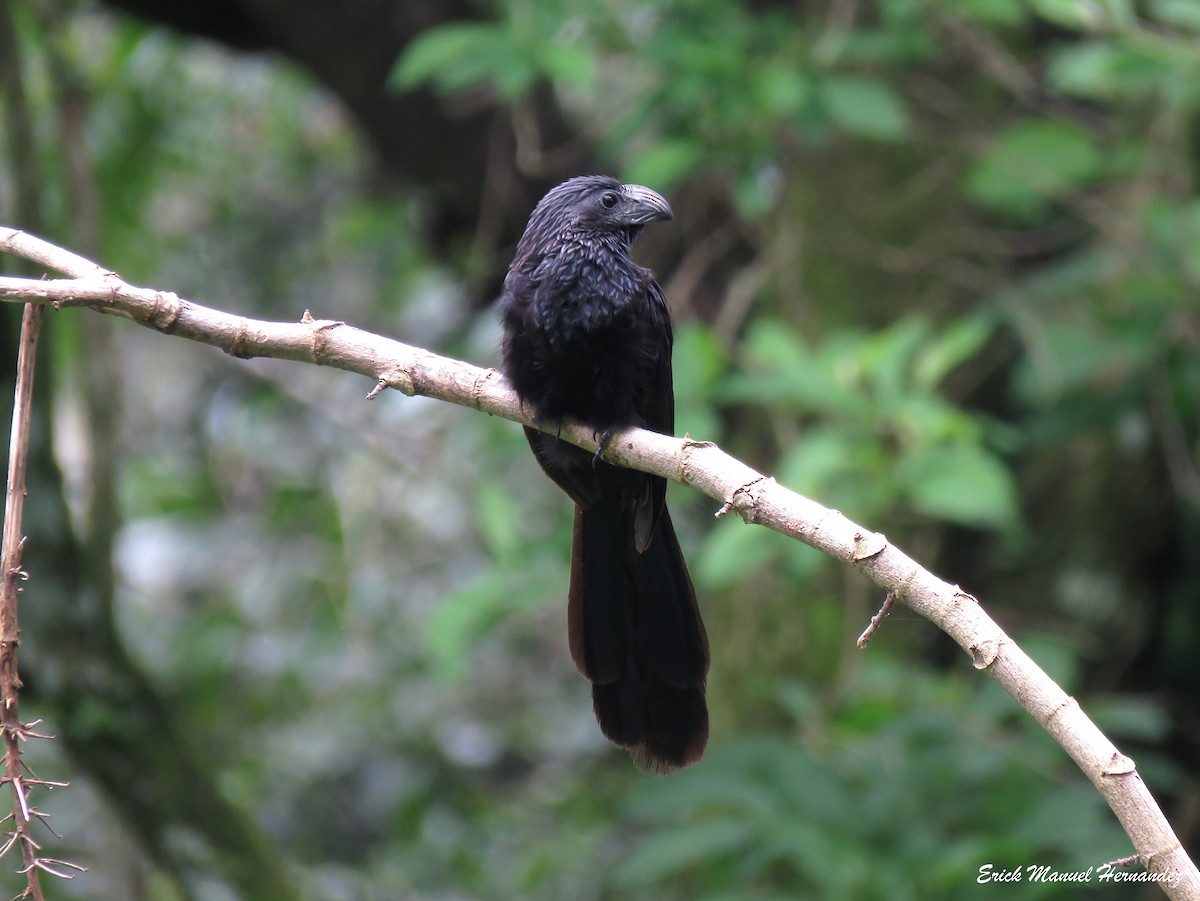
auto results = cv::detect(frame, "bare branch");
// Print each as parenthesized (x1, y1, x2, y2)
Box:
(2, 226, 1198, 897)
(856, 590, 896, 648)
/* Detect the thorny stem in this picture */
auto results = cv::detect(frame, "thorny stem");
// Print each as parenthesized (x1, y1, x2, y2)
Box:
(0, 303, 46, 900)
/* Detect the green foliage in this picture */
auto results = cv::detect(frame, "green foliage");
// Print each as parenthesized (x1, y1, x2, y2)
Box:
(390, 0, 920, 203)
(671, 322, 729, 441)
(391, 20, 594, 100)
(718, 313, 1016, 530)
(612, 660, 1129, 900)
(425, 476, 568, 682)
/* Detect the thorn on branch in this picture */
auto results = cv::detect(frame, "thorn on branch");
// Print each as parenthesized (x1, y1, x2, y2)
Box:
(12, 778, 30, 823)
(20, 857, 86, 879)
(25, 809, 58, 841)
(1104, 854, 1141, 869)
(14, 720, 55, 741)
(365, 379, 388, 400)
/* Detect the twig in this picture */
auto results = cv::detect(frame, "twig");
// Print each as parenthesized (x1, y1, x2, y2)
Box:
(0, 303, 46, 900)
(0, 227, 1198, 898)
(856, 590, 896, 648)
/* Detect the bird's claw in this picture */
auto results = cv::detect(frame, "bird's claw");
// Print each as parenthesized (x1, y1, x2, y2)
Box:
(592, 429, 615, 467)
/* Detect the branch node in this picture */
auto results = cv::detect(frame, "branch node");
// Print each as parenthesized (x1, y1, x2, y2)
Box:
(472, 368, 505, 410)
(968, 637, 1002, 670)
(678, 435, 714, 488)
(1102, 751, 1137, 777)
(716, 476, 768, 520)
(146, 290, 184, 332)
(370, 367, 416, 398)
(680, 435, 716, 452)
(307, 318, 344, 360)
(1042, 695, 1076, 727)
(952, 585, 979, 604)
(851, 530, 887, 561)
(226, 320, 253, 359)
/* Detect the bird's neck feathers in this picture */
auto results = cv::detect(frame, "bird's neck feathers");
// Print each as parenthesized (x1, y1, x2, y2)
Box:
(510, 227, 640, 281)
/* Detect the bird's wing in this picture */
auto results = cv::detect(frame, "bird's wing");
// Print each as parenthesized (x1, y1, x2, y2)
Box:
(641, 276, 675, 437)
(632, 276, 675, 552)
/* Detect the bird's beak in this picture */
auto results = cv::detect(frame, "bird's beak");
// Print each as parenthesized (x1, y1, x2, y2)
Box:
(620, 184, 674, 224)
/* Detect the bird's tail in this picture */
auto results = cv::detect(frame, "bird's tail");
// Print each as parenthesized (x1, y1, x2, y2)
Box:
(568, 497, 709, 772)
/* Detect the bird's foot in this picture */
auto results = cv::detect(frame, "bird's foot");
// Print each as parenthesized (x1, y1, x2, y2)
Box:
(592, 429, 615, 467)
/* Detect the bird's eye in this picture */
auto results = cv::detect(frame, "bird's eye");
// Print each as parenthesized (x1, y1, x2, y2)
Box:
(600, 191, 619, 210)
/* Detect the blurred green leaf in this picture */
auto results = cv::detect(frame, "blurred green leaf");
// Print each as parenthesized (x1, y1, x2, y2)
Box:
(913, 313, 998, 390)
(1012, 318, 1137, 403)
(776, 429, 862, 497)
(753, 66, 811, 117)
(858, 316, 929, 402)
(696, 522, 787, 589)
(1048, 39, 1190, 100)
(476, 481, 521, 563)
(390, 23, 536, 98)
(1025, 0, 1110, 30)
(1016, 635, 1083, 693)
(1150, 0, 1200, 30)
(1089, 695, 1171, 742)
(390, 24, 508, 91)
(536, 42, 595, 90)
(820, 75, 909, 141)
(898, 443, 1019, 528)
(672, 323, 728, 441)
(966, 119, 1104, 218)
(616, 820, 753, 885)
(624, 138, 705, 193)
(721, 320, 868, 415)
(424, 565, 558, 682)
(955, 0, 1028, 25)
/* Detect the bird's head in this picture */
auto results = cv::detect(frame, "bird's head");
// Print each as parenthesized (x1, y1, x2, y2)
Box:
(516, 175, 673, 257)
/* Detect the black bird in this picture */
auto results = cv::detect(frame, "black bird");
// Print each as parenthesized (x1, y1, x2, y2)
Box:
(500, 175, 709, 771)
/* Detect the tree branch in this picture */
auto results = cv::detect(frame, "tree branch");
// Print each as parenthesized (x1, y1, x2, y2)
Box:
(2, 225, 1197, 897)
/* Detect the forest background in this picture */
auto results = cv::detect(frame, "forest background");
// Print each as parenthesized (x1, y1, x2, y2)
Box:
(1, 0, 1198, 898)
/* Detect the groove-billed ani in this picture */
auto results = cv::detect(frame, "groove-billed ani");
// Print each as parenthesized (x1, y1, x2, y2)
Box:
(500, 175, 709, 771)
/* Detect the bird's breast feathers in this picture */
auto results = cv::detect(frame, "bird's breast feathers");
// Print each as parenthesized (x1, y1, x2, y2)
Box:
(525, 246, 651, 347)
